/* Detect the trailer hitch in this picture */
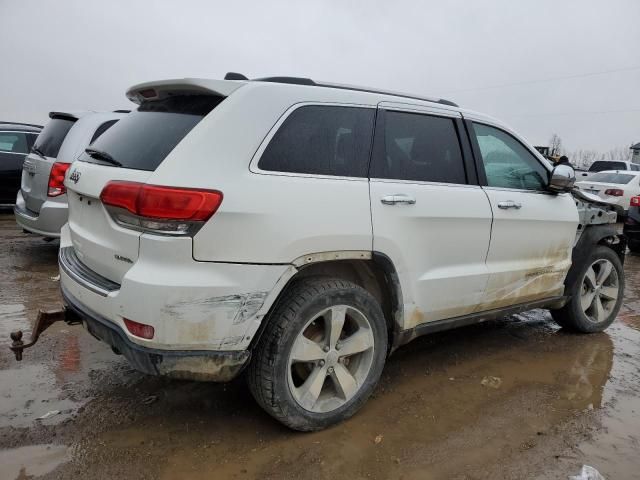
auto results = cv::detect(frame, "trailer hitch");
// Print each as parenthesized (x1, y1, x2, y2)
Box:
(9, 307, 81, 361)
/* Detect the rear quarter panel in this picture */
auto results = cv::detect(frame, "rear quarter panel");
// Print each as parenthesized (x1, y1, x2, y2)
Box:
(149, 84, 377, 263)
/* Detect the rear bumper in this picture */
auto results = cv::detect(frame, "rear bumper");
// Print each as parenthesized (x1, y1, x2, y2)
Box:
(58, 222, 295, 353)
(62, 284, 251, 381)
(14, 190, 67, 237)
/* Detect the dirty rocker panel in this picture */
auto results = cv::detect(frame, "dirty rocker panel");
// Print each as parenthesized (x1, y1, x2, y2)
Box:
(59, 246, 120, 297)
(393, 295, 568, 349)
(61, 285, 251, 382)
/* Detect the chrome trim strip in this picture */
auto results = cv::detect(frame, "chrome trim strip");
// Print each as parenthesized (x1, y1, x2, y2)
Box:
(59, 247, 120, 297)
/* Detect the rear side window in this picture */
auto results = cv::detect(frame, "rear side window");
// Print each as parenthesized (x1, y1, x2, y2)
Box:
(588, 161, 626, 172)
(370, 111, 466, 184)
(79, 95, 222, 171)
(259, 105, 375, 177)
(89, 120, 119, 144)
(0, 132, 29, 154)
(32, 118, 75, 157)
(631, 164, 639, 171)
(588, 172, 635, 184)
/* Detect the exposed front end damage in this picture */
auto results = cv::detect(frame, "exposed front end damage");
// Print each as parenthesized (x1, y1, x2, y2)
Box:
(572, 189, 621, 244)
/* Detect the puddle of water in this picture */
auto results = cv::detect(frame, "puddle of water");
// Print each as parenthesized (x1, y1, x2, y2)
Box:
(0, 364, 83, 428)
(0, 304, 29, 339)
(0, 444, 69, 480)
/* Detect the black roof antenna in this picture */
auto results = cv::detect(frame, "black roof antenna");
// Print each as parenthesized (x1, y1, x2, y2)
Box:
(224, 72, 249, 80)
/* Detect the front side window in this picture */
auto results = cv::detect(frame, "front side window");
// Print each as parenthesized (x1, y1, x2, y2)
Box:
(370, 111, 466, 184)
(0, 132, 29, 154)
(473, 123, 548, 191)
(258, 105, 375, 177)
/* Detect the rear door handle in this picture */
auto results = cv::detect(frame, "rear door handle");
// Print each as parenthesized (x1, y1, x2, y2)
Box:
(497, 200, 522, 210)
(381, 194, 416, 206)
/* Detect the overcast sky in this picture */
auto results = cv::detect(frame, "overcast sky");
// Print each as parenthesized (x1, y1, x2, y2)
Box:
(1, 0, 639, 153)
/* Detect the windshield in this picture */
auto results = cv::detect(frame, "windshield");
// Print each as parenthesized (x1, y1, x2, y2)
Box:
(588, 172, 636, 184)
(78, 95, 223, 171)
(32, 118, 75, 158)
(588, 161, 626, 172)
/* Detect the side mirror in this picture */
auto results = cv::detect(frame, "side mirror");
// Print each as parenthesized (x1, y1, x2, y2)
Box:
(548, 164, 576, 193)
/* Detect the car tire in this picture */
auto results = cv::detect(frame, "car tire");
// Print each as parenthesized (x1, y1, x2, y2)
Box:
(247, 277, 388, 431)
(551, 246, 624, 332)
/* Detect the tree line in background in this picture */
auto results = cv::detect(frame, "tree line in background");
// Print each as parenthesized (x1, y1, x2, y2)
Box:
(547, 133, 635, 169)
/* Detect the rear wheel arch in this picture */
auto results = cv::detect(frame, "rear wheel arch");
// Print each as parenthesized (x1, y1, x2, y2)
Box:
(249, 253, 403, 353)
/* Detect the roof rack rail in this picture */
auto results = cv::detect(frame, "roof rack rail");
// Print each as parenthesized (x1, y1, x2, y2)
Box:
(316, 82, 459, 108)
(113, 109, 131, 113)
(223, 73, 458, 107)
(254, 76, 316, 86)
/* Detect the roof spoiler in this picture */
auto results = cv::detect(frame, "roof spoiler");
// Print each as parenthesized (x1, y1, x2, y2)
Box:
(126, 78, 246, 105)
(49, 112, 82, 121)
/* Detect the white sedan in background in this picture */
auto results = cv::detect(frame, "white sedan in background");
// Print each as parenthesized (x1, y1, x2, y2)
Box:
(575, 170, 640, 214)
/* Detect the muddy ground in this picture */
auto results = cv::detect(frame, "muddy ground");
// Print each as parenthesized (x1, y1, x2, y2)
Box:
(0, 212, 638, 480)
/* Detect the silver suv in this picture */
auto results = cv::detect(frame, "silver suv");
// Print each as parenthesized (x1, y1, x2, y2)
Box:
(15, 111, 125, 237)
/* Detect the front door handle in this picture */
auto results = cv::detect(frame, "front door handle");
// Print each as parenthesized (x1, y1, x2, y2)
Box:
(497, 200, 522, 210)
(381, 194, 416, 206)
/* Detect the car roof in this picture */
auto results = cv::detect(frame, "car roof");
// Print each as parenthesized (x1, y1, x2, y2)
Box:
(127, 75, 459, 107)
(125, 75, 510, 130)
(0, 122, 42, 133)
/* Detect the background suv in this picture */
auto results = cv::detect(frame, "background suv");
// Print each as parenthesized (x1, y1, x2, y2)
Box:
(0, 122, 41, 206)
(57, 75, 625, 431)
(15, 111, 125, 238)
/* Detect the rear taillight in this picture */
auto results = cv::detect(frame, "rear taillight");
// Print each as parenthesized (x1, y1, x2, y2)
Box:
(604, 188, 624, 197)
(48, 162, 71, 197)
(123, 319, 155, 339)
(99, 181, 223, 236)
(631, 196, 640, 207)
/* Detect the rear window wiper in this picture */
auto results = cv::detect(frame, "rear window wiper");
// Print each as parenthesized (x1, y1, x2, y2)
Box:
(85, 147, 122, 167)
(31, 146, 47, 159)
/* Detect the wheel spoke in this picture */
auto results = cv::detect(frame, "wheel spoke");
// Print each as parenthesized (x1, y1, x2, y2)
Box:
(592, 295, 605, 322)
(599, 285, 619, 301)
(581, 289, 597, 312)
(584, 267, 597, 289)
(596, 261, 613, 285)
(332, 363, 358, 400)
(291, 336, 327, 363)
(296, 365, 327, 410)
(327, 306, 347, 348)
(338, 328, 373, 357)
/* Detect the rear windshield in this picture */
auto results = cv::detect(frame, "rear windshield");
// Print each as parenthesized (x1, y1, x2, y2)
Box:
(33, 118, 75, 158)
(79, 95, 222, 171)
(588, 161, 626, 172)
(589, 172, 636, 184)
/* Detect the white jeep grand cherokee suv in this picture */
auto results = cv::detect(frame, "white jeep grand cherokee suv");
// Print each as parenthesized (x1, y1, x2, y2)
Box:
(57, 75, 625, 431)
